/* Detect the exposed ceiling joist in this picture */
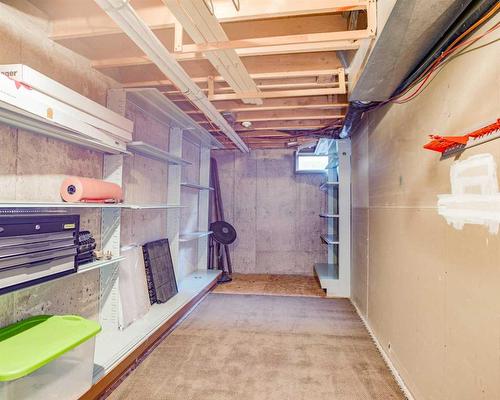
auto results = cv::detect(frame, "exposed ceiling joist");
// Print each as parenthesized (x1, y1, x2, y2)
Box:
(91, 40, 360, 69)
(48, 0, 368, 41)
(163, 0, 262, 105)
(120, 69, 345, 88)
(180, 30, 371, 54)
(94, 0, 249, 152)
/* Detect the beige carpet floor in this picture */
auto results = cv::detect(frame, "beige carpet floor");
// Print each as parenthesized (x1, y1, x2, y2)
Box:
(107, 294, 404, 400)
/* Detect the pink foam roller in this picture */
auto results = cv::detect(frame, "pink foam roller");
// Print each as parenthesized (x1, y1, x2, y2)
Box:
(60, 176, 123, 203)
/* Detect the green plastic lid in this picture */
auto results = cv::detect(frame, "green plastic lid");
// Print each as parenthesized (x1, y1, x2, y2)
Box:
(0, 315, 101, 381)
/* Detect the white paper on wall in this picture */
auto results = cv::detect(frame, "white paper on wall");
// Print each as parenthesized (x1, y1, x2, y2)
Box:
(118, 245, 151, 329)
(438, 153, 500, 234)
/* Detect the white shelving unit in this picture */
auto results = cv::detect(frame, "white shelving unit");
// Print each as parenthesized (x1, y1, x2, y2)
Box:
(0, 86, 221, 385)
(315, 140, 351, 297)
(92, 88, 220, 382)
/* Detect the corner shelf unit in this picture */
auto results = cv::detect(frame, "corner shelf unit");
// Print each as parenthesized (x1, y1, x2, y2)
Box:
(181, 182, 214, 191)
(179, 231, 213, 243)
(127, 141, 192, 165)
(315, 140, 351, 298)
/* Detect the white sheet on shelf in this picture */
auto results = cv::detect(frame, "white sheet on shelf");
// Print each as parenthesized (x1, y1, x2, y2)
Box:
(118, 245, 151, 329)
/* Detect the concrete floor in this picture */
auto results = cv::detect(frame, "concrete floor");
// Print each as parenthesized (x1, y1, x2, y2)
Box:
(107, 293, 404, 400)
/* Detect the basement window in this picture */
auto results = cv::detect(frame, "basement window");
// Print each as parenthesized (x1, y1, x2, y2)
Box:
(295, 153, 329, 174)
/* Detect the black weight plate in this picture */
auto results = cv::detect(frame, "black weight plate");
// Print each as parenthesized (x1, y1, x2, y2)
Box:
(210, 221, 237, 245)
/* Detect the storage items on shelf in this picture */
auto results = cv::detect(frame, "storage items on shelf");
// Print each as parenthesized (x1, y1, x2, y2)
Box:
(0, 214, 79, 295)
(142, 239, 178, 304)
(76, 231, 97, 266)
(0, 64, 133, 154)
(60, 176, 123, 203)
(0, 315, 101, 400)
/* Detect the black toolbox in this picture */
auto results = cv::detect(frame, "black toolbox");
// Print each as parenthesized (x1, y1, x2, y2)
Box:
(0, 214, 79, 294)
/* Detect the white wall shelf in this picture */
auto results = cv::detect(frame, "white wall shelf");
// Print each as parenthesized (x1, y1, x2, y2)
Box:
(321, 234, 339, 245)
(127, 141, 192, 165)
(77, 256, 125, 273)
(93, 270, 220, 380)
(179, 231, 213, 243)
(319, 213, 339, 218)
(181, 182, 214, 191)
(0, 202, 184, 209)
(320, 181, 339, 191)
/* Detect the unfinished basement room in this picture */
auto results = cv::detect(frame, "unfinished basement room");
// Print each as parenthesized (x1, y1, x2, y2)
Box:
(0, 0, 499, 399)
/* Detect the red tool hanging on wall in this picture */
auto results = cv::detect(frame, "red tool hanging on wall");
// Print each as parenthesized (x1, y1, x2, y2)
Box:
(423, 118, 500, 159)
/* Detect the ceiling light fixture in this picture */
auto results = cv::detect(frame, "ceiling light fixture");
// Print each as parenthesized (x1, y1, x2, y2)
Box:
(241, 121, 252, 128)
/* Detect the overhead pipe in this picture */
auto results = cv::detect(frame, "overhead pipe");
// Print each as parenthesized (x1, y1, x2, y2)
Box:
(94, 0, 249, 152)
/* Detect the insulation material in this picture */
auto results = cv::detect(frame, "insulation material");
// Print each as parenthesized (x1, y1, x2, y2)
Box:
(118, 245, 151, 330)
(438, 153, 500, 233)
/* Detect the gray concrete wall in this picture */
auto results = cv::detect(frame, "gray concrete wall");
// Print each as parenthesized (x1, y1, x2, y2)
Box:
(213, 149, 327, 276)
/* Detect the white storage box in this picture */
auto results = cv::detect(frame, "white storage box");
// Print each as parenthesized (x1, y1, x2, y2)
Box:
(0, 315, 101, 400)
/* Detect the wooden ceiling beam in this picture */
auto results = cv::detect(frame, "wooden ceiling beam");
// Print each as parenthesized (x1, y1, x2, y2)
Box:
(92, 40, 359, 70)
(232, 115, 345, 123)
(183, 103, 349, 114)
(207, 87, 346, 101)
(163, 0, 262, 105)
(208, 125, 339, 132)
(48, 0, 368, 41)
(120, 69, 345, 88)
(179, 30, 370, 54)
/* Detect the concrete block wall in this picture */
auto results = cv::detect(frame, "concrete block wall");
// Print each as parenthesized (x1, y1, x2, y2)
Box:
(213, 149, 327, 276)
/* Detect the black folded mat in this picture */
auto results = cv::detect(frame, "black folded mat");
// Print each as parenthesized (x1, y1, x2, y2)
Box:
(142, 238, 178, 304)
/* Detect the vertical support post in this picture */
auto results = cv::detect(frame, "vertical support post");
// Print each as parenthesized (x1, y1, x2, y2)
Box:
(337, 139, 351, 297)
(167, 127, 183, 283)
(197, 145, 211, 270)
(99, 88, 126, 330)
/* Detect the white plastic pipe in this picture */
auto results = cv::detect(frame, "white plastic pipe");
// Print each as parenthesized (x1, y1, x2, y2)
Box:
(94, 0, 249, 152)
